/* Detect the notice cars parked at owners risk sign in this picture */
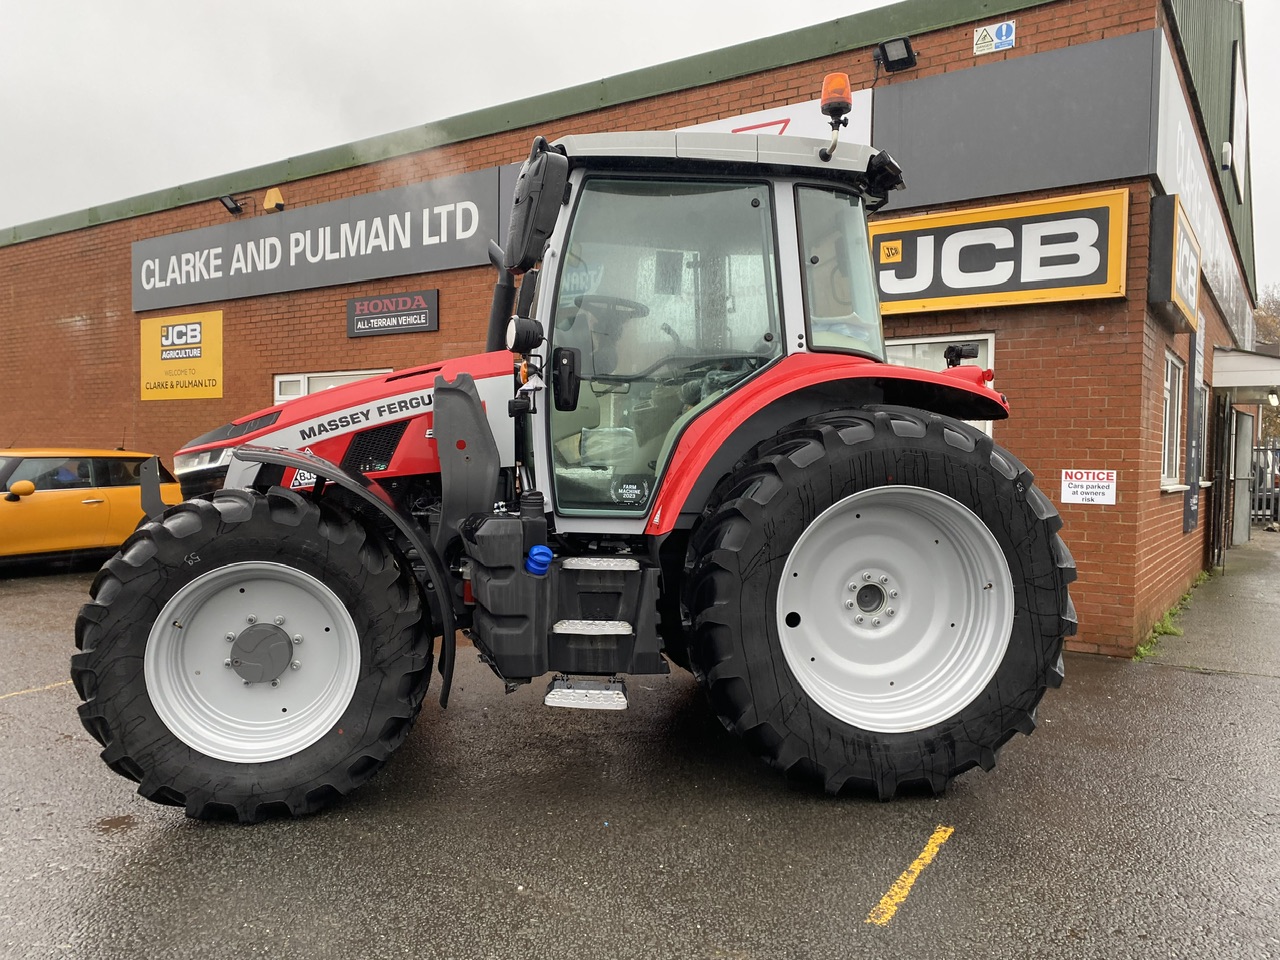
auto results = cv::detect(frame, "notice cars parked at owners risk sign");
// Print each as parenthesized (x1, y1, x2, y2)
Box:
(0, 449, 182, 566)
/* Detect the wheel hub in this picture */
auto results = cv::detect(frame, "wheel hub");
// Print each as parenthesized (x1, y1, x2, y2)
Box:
(777, 485, 1014, 733)
(145, 561, 361, 763)
(229, 622, 294, 684)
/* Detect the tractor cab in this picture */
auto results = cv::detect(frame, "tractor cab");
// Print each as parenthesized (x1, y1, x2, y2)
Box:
(499, 130, 898, 521)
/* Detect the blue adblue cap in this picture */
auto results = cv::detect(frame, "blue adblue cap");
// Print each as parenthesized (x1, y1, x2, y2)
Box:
(525, 544, 553, 576)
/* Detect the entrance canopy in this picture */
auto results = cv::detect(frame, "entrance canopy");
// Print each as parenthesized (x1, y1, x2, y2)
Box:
(1213, 348, 1280, 404)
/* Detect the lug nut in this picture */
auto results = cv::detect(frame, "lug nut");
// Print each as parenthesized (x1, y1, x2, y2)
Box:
(291, 661, 301, 670)
(845, 600, 856, 609)
(246, 615, 257, 625)
(855, 615, 865, 624)
(863, 573, 873, 582)
(880, 576, 889, 585)
(225, 632, 235, 642)
(223, 659, 232, 668)
(292, 635, 303, 645)
(887, 609, 896, 617)
(872, 617, 882, 626)
(890, 590, 899, 599)
(271, 679, 279, 687)
(274, 616, 286, 626)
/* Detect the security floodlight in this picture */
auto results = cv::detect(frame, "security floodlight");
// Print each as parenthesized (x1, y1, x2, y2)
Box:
(875, 37, 917, 73)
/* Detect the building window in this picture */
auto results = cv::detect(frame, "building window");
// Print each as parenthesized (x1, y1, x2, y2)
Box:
(885, 333, 995, 434)
(1162, 353, 1184, 484)
(274, 369, 391, 406)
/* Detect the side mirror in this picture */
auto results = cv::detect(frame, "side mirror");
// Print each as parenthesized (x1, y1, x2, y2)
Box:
(504, 137, 569, 274)
(5, 479, 35, 502)
(944, 343, 980, 368)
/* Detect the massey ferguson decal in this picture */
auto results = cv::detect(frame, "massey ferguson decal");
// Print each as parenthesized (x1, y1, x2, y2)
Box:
(288, 390, 435, 444)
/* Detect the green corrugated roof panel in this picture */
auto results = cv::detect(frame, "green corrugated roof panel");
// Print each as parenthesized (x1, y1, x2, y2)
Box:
(1, 0, 1056, 248)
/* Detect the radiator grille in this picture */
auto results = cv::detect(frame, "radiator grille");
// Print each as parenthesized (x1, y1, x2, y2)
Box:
(341, 421, 408, 475)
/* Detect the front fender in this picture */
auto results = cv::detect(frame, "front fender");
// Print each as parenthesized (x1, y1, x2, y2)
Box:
(645, 353, 1007, 536)
(228, 444, 459, 708)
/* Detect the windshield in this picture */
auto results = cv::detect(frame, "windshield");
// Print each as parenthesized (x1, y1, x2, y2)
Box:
(549, 177, 782, 513)
(796, 185, 885, 360)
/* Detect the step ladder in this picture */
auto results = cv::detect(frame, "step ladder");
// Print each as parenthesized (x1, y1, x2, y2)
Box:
(544, 675, 628, 710)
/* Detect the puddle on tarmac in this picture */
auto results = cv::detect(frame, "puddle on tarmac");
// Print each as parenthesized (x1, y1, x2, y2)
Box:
(96, 815, 137, 834)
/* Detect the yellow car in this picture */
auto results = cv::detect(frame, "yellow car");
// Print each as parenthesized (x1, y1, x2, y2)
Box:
(0, 449, 183, 566)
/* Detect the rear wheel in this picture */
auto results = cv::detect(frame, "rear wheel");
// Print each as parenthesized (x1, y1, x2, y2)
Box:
(687, 407, 1076, 798)
(72, 487, 432, 821)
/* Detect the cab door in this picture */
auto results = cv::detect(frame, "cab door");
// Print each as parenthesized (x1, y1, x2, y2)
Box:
(546, 176, 783, 515)
(0, 457, 112, 558)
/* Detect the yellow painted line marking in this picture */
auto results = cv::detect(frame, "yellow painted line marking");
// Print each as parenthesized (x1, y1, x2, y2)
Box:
(866, 825, 955, 926)
(0, 680, 74, 702)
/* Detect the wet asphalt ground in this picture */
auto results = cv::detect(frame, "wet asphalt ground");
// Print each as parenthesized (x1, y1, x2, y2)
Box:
(1, 538, 1278, 960)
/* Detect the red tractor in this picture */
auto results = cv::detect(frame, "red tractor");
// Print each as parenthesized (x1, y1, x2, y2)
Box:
(72, 82, 1076, 821)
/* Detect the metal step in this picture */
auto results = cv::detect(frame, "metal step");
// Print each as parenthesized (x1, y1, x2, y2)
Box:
(552, 619, 633, 635)
(544, 676, 628, 710)
(560, 557, 641, 571)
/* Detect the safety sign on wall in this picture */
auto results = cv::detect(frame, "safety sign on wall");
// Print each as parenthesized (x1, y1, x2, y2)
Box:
(139, 310, 223, 400)
(974, 20, 1016, 56)
(1060, 469, 1117, 505)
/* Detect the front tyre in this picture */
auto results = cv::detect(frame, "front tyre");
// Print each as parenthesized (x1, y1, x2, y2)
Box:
(687, 407, 1076, 798)
(72, 487, 432, 822)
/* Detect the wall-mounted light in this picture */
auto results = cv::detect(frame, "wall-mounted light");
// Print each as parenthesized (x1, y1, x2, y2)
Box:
(1268, 389, 1278, 407)
(874, 36, 917, 73)
(218, 195, 246, 215)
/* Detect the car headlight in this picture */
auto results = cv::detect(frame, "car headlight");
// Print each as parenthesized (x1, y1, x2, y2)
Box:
(173, 447, 235, 477)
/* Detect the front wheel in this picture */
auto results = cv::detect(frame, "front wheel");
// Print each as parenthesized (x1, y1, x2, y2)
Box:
(687, 407, 1076, 798)
(72, 487, 432, 821)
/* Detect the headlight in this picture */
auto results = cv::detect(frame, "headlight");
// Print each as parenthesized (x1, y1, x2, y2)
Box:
(173, 447, 235, 477)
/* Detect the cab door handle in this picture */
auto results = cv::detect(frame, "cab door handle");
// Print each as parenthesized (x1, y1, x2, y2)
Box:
(81, 498, 106, 504)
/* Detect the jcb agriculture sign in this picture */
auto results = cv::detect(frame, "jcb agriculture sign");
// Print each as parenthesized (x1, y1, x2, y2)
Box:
(140, 311, 223, 400)
(869, 189, 1128, 313)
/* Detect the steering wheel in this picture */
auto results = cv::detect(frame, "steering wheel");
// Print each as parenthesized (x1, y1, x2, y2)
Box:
(574, 295, 649, 336)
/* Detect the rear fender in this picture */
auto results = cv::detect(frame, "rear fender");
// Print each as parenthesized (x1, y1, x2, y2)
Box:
(645, 353, 1008, 537)
(228, 444, 459, 708)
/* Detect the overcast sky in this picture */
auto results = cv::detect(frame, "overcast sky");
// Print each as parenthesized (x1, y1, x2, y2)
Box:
(1, 0, 1275, 295)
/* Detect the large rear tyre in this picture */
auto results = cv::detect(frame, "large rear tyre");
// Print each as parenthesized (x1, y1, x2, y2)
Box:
(72, 487, 432, 822)
(687, 407, 1076, 798)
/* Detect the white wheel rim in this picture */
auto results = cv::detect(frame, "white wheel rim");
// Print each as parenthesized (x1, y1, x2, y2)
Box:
(144, 562, 361, 763)
(777, 485, 1013, 733)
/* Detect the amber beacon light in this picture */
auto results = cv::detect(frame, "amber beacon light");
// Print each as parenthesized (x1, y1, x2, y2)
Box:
(820, 72, 853, 119)
(819, 73, 853, 162)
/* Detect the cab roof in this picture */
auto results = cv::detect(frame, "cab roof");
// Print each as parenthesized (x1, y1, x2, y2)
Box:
(554, 132, 879, 176)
